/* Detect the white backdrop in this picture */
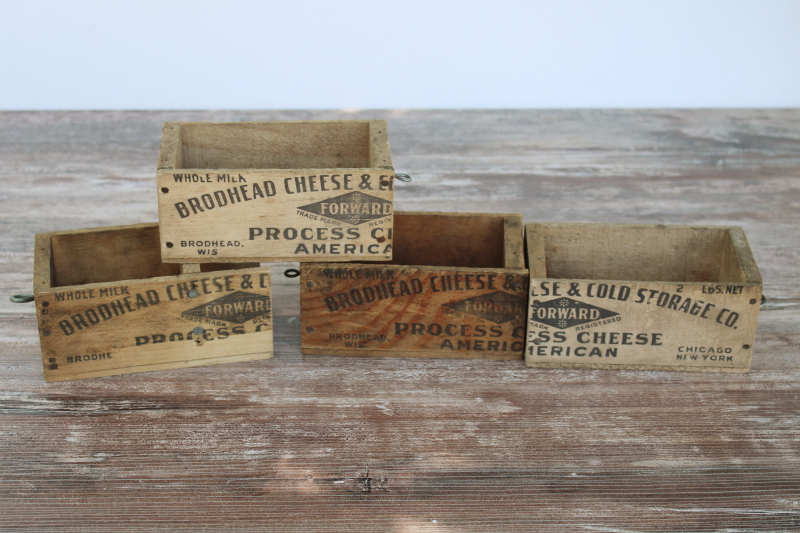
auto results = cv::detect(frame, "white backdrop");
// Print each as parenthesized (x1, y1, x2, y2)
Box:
(3, 0, 799, 109)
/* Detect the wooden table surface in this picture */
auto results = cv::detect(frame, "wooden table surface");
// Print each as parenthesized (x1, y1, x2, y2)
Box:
(1, 110, 799, 532)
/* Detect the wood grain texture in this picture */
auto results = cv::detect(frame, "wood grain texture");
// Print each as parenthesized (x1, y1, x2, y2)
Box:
(1, 110, 799, 532)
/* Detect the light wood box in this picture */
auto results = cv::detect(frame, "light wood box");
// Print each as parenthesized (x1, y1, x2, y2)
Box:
(525, 223, 762, 373)
(301, 212, 528, 360)
(33, 223, 273, 382)
(156, 120, 395, 263)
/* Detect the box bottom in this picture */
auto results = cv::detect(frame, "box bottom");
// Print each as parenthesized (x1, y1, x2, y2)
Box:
(525, 361, 750, 373)
(302, 348, 521, 361)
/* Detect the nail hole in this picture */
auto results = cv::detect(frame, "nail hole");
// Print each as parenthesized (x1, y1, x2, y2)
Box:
(381, 180, 389, 186)
(49, 364, 58, 370)
(376, 237, 386, 243)
(160, 187, 169, 193)
(306, 326, 315, 333)
(41, 301, 49, 307)
(306, 281, 315, 288)
(533, 300, 541, 305)
(166, 242, 174, 248)
(533, 339, 541, 345)
(743, 344, 751, 349)
(48, 358, 56, 363)
(42, 329, 51, 337)
(749, 299, 757, 305)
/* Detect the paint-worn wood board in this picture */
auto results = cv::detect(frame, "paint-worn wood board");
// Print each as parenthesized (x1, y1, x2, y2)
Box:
(33, 223, 273, 381)
(156, 120, 395, 262)
(1, 110, 800, 532)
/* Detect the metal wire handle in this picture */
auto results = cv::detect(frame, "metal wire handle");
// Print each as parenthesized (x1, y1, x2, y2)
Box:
(10, 295, 34, 303)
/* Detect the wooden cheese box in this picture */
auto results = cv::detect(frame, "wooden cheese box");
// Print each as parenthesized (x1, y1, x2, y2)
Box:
(524, 223, 763, 373)
(300, 212, 529, 360)
(33, 223, 273, 382)
(156, 120, 395, 263)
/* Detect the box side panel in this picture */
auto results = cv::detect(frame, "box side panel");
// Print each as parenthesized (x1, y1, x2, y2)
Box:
(157, 169, 394, 262)
(33, 232, 54, 293)
(718, 229, 747, 283)
(525, 278, 761, 372)
(369, 120, 393, 169)
(50, 224, 180, 287)
(503, 214, 525, 269)
(385, 212, 507, 268)
(724, 227, 763, 285)
(535, 223, 732, 283)
(43, 335, 274, 382)
(525, 223, 547, 278)
(157, 122, 182, 170)
(301, 264, 528, 360)
(178, 121, 372, 170)
(35, 267, 273, 381)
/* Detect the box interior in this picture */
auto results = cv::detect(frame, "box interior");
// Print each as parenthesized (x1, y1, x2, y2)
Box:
(176, 122, 372, 170)
(47, 225, 253, 288)
(529, 224, 747, 283)
(383, 213, 507, 269)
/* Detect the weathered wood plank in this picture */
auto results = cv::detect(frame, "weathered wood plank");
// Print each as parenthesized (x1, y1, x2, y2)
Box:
(0, 110, 799, 532)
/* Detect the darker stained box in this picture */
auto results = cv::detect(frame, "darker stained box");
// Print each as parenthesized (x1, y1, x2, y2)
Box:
(300, 212, 528, 360)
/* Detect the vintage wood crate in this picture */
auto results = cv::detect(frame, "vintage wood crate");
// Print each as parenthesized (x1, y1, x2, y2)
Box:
(300, 212, 529, 359)
(156, 120, 395, 263)
(524, 223, 763, 373)
(33, 223, 273, 382)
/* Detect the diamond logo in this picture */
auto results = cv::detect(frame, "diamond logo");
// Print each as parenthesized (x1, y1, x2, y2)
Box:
(442, 291, 527, 324)
(182, 291, 271, 324)
(529, 297, 618, 329)
(298, 191, 392, 225)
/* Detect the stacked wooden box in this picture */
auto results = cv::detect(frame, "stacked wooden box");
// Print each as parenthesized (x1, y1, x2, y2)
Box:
(35, 120, 395, 381)
(32, 121, 762, 381)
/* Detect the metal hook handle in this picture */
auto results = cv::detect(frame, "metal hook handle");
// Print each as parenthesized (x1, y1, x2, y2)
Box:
(394, 173, 412, 182)
(10, 294, 34, 303)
